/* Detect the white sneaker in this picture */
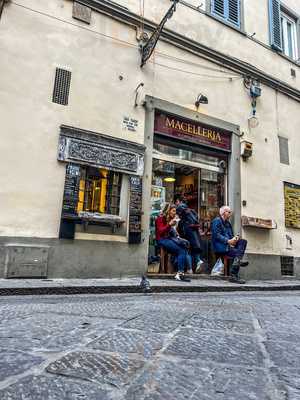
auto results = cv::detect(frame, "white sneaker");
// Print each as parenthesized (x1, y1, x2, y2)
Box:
(195, 259, 205, 273)
(175, 272, 182, 281)
(186, 269, 193, 274)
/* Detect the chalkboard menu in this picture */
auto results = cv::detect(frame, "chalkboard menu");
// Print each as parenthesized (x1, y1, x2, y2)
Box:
(284, 182, 300, 229)
(62, 164, 81, 216)
(59, 163, 81, 239)
(129, 176, 143, 244)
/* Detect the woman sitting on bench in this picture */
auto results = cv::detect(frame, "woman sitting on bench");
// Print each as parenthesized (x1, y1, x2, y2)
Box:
(155, 203, 192, 281)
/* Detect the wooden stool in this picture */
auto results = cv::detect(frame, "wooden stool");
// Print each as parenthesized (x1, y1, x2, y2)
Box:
(222, 255, 230, 277)
(214, 254, 230, 277)
(159, 247, 174, 274)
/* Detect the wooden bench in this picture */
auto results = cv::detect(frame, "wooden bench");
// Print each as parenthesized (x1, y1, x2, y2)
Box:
(159, 247, 174, 274)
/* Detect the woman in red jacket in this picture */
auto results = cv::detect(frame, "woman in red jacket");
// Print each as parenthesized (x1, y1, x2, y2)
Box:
(155, 203, 191, 281)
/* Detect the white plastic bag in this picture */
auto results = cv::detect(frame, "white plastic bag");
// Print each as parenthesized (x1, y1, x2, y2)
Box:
(211, 258, 224, 276)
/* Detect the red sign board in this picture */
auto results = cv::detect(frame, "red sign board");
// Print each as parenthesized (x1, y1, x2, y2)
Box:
(154, 112, 232, 152)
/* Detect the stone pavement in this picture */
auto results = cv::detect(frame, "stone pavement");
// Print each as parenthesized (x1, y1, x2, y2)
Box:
(0, 291, 300, 399)
(0, 277, 300, 296)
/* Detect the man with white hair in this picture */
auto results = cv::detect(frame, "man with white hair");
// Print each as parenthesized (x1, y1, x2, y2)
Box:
(211, 205, 248, 284)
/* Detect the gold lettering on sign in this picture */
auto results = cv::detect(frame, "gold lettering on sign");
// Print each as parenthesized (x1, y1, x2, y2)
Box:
(175, 121, 181, 130)
(181, 122, 188, 132)
(166, 117, 175, 128)
(216, 132, 221, 142)
(164, 117, 223, 143)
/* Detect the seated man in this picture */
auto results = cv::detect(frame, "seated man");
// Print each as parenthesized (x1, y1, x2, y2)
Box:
(211, 205, 248, 284)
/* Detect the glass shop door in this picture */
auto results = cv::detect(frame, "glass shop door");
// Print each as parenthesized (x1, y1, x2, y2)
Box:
(149, 142, 227, 272)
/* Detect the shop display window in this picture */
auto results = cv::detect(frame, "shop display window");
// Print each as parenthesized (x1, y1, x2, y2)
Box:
(77, 167, 122, 216)
(153, 141, 223, 167)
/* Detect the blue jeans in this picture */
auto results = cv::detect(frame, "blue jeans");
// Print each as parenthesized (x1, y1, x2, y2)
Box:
(157, 238, 189, 273)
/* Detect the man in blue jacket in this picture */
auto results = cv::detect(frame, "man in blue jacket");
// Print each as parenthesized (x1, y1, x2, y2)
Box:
(211, 205, 248, 284)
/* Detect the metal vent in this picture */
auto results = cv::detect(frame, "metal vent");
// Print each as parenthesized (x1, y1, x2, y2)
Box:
(278, 136, 289, 165)
(52, 68, 71, 105)
(281, 256, 294, 276)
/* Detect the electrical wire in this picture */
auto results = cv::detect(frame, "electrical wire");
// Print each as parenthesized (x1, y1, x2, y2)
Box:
(11, 1, 243, 81)
(11, 1, 138, 49)
(152, 61, 242, 80)
(155, 50, 241, 77)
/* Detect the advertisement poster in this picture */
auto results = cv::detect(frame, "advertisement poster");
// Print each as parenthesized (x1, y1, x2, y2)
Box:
(284, 182, 300, 229)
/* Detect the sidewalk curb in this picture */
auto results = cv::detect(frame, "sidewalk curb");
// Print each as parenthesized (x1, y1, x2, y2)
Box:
(1, 284, 300, 296)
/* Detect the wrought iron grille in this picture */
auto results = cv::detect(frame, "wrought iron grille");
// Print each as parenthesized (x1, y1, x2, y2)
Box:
(280, 255, 294, 276)
(52, 68, 72, 105)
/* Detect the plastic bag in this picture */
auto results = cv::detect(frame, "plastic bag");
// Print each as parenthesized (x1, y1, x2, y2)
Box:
(211, 258, 224, 276)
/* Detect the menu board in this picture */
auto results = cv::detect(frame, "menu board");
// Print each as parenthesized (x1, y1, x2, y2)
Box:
(284, 182, 300, 229)
(129, 176, 142, 244)
(62, 164, 81, 216)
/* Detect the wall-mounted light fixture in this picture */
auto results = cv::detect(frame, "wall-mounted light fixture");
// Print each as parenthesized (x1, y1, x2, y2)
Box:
(244, 77, 261, 128)
(195, 93, 208, 109)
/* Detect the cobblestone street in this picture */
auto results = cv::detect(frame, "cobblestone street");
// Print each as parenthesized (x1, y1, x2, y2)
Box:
(0, 291, 300, 399)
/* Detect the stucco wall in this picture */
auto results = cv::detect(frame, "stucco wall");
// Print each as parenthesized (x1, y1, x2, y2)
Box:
(0, 0, 300, 263)
(110, 0, 300, 91)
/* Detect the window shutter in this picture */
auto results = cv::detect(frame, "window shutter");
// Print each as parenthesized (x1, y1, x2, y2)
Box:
(278, 136, 289, 165)
(212, 0, 225, 18)
(228, 0, 240, 27)
(269, 0, 282, 50)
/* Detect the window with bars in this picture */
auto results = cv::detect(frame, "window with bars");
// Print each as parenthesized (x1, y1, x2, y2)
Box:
(52, 68, 72, 105)
(77, 166, 122, 216)
(211, 0, 241, 28)
(280, 255, 294, 276)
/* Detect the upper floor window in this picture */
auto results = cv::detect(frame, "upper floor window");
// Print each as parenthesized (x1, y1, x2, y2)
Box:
(281, 12, 298, 60)
(269, 0, 299, 61)
(211, 0, 241, 28)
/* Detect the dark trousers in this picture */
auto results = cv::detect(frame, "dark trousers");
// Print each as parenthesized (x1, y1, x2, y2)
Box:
(215, 239, 247, 277)
(227, 239, 247, 277)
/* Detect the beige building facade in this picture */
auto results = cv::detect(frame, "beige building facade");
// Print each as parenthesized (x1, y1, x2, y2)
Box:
(0, 0, 300, 279)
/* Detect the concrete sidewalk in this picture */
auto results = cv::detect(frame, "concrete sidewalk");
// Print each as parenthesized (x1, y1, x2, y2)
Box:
(1, 276, 300, 296)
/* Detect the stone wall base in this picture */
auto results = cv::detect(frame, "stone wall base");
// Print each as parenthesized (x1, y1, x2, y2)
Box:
(0, 237, 147, 279)
(1, 237, 300, 280)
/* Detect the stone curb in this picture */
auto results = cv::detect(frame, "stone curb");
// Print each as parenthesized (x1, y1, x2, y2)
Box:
(1, 284, 300, 296)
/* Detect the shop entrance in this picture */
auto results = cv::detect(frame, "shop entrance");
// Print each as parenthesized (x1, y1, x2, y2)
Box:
(149, 137, 227, 273)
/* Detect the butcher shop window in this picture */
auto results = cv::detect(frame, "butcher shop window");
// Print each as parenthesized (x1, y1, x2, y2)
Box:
(77, 166, 122, 216)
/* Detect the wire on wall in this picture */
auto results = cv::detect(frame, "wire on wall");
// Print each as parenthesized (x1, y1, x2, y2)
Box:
(11, 0, 244, 83)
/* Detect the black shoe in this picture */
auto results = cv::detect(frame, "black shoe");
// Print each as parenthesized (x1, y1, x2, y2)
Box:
(180, 274, 191, 282)
(239, 261, 249, 267)
(229, 276, 246, 284)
